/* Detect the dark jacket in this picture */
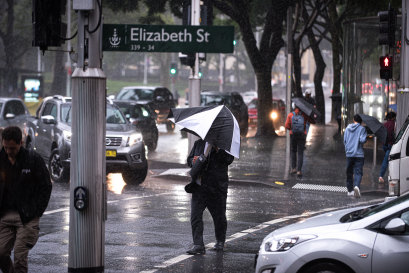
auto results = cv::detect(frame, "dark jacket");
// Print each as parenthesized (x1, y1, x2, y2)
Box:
(384, 119, 395, 145)
(0, 147, 52, 224)
(187, 140, 234, 195)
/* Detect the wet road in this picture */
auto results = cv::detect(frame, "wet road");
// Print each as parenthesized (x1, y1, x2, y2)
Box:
(28, 125, 386, 272)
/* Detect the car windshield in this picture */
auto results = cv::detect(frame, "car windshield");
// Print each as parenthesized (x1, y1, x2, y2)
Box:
(201, 94, 231, 106)
(118, 104, 152, 119)
(248, 100, 257, 109)
(342, 194, 409, 222)
(117, 88, 154, 101)
(394, 115, 409, 144)
(60, 104, 127, 124)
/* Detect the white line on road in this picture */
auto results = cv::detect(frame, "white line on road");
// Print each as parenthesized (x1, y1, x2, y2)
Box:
(140, 198, 385, 273)
(43, 192, 172, 215)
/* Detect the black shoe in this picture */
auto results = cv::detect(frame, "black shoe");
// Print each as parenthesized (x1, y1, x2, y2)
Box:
(186, 245, 206, 255)
(213, 241, 224, 251)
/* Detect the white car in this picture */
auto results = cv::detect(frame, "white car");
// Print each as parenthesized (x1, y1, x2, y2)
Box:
(255, 194, 409, 273)
(242, 91, 258, 105)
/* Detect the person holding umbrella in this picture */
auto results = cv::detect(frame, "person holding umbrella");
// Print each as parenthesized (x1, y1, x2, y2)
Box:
(185, 139, 234, 255)
(378, 112, 396, 183)
(285, 105, 315, 177)
(344, 114, 367, 198)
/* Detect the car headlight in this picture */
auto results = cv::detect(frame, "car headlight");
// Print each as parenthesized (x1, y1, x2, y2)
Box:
(264, 234, 316, 252)
(270, 111, 278, 120)
(63, 130, 72, 142)
(127, 132, 143, 146)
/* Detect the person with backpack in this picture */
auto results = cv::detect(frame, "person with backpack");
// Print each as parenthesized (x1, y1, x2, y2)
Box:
(378, 112, 396, 183)
(285, 106, 315, 177)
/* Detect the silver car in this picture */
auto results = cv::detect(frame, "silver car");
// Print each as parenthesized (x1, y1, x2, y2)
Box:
(255, 194, 409, 273)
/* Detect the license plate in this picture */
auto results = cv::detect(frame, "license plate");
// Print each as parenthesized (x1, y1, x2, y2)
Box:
(106, 150, 117, 157)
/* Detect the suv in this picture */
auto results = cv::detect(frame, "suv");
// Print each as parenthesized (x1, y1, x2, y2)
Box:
(200, 91, 249, 137)
(115, 86, 176, 132)
(114, 100, 159, 152)
(30, 96, 148, 184)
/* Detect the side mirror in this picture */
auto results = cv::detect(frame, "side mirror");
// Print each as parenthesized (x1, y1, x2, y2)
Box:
(41, 115, 57, 125)
(107, 95, 115, 100)
(5, 113, 15, 119)
(384, 218, 406, 233)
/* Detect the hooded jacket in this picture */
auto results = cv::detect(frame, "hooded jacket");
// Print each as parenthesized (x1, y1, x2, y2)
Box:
(0, 147, 52, 224)
(344, 123, 367, 158)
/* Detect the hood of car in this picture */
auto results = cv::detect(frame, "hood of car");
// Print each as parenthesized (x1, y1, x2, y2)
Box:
(106, 123, 134, 133)
(268, 207, 362, 238)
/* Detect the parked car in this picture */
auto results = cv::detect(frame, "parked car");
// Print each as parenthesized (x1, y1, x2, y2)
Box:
(114, 100, 159, 152)
(247, 98, 286, 130)
(115, 86, 176, 132)
(0, 97, 33, 147)
(200, 91, 249, 137)
(29, 95, 148, 184)
(255, 194, 409, 273)
(242, 90, 258, 105)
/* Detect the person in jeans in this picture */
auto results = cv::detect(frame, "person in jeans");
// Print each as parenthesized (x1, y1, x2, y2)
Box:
(285, 106, 315, 177)
(379, 112, 396, 183)
(0, 126, 52, 273)
(344, 114, 367, 198)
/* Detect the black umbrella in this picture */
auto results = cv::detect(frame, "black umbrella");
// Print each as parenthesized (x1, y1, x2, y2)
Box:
(292, 97, 321, 118)
(358, 114, 387, 144)
(168, 105, 240, 158)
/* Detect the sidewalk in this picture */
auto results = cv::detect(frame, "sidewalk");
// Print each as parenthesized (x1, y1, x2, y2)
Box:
(151, 123, 389, 196)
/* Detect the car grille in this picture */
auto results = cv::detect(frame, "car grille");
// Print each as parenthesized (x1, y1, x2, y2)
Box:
(106, 137, 122, 146)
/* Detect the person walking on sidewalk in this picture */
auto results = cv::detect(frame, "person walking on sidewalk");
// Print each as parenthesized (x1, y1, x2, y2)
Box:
(0, 126, 52, 273)
(379, 112, 396, 183)
(185, 139, 234, 255)
(344, 114, 367, 198)
(285, 106, 315, 177)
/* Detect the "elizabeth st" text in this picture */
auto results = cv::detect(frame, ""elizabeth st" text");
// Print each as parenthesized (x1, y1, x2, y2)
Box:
(130, 28, 210, 43)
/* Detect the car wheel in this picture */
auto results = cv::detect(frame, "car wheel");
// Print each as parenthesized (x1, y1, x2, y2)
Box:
(301, 262, 353, 273)
(147, 129, 158, 152)
(49, 149, 69, 183)
(122, 162, 148, 185)
(166, 121, 175, 132)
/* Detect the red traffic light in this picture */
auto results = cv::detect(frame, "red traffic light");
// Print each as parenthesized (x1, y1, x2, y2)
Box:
(379, 56, 392, 68)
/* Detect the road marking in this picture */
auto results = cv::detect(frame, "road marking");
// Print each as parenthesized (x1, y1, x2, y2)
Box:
(293, 183, 348, 192)
(140, 198, 385, 273)
(43, 192, 172, 215)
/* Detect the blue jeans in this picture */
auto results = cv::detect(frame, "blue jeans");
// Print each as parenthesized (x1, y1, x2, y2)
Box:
(346, 157, 365, 192)
(379, 144, 392, 178)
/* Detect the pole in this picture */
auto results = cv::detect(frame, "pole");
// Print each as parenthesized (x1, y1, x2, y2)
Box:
(143, 54, 148, 85)
(68, 0, 106, 272)
(397, 0, 409, 131)
(284, 6, 293, 180)
(66, 0, 71, 96)
(188, 0, 201, 152)
(219, 53, 224, 92)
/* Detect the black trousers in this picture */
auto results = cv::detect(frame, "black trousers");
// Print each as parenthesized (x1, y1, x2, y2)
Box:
(290, 133, 306, 172)
(190, 189, 227, 246)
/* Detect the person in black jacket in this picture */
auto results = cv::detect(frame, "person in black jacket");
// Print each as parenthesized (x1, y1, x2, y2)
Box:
(186, 139, 234, 255)
(0, 126, 52, 273)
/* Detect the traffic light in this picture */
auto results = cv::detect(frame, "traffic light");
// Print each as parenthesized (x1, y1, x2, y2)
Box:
(179, 53, 195, 68)
(378, 8, 396, 47)
(200, 0, 213, 26)
(170, 62, 178, 77)
(32, 0, 66, 52)
(379, 55, 393, 80)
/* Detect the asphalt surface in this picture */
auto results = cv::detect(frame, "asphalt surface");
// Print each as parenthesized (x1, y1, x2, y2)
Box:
(26, 122, 389, 273)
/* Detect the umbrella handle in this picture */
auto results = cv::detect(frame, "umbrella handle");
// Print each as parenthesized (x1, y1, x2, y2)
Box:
(204, 144, 213, 157)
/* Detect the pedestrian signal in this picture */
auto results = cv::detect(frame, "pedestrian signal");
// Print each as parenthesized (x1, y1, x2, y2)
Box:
(379, 55, 393, 80)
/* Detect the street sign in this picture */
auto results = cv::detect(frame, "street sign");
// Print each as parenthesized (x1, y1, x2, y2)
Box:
(102, 24, 234, 53)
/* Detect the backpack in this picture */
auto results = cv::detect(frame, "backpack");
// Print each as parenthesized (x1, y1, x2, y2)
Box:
(291, 112, 305, 134)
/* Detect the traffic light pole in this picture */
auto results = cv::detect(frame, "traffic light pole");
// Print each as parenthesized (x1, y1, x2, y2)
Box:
(68, 0, 106, 272)
(188, 0, 201, 152)
(397, 0, 409, 131)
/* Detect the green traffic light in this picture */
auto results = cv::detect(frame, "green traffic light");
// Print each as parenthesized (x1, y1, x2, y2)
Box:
(233, 40, 237, 46)
(170, 68, 177, 75)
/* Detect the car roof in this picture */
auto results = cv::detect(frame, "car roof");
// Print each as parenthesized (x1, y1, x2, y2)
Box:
(0, 97, 24, 102)
(120, 86, 166, 90)
(201, 90, 240, 96)
(113, 100, 149, 106)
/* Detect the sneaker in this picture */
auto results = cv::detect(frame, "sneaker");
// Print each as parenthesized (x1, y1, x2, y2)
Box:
(378, 177, 385, 183)
(296, 171, 302, 177)
(347, 191, 354, 197)
(290, 168, 297, 174)
(354, 186, 361, 198)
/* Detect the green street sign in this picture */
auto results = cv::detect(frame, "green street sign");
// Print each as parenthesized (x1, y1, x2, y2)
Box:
(102, 24, 234, 53)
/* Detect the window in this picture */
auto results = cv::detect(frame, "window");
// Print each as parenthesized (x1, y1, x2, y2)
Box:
(41, 103, 57, 119)
(4, 101, 26, 117)
(117, 88, 154, 101)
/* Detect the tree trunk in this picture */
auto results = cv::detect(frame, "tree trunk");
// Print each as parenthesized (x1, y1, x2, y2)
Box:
(292, 42, 303, 97)
(304, 6, 326, 124)
(1, 0, 16, 97)
(328, 1, 342, 122)
(255, 69, 275, 136)
(51, 51, 67, 96)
